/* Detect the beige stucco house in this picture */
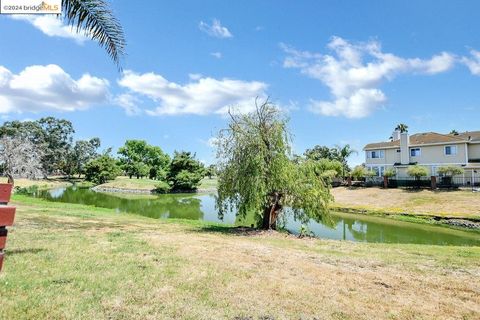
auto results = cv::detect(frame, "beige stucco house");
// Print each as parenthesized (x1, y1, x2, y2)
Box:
(363, 130, 480, 184)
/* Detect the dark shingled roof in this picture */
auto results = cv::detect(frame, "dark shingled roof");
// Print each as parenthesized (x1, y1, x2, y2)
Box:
(364, 132, 470, 150)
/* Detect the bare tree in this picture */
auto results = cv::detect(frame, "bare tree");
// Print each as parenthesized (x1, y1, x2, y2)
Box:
(0, 136, 44, 180)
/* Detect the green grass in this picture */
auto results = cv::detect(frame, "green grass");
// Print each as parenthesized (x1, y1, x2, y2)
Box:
(1, 195, 479, 319)
(198, 177, 218, 189)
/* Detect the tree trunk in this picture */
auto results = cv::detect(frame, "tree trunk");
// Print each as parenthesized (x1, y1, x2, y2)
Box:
(261, 205, 273, 230)
(261, 193, 282, 230)
(6, 174, 14, 186)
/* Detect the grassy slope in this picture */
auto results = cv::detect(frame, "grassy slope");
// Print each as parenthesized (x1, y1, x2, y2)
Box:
(98, 176, 218, 191)
(0, 177, 73, 190)
(332, 187, 480, 219)
(1, 196, 479, 319)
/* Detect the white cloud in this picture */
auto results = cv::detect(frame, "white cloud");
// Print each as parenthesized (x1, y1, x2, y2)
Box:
(114, 93, 142, 116)
(118, 70, 268, 116)
(461, 50, 480, 75)
(282, 37, 455, 118)
(189, 73, 203, 80)
(309, 89, 386, 118)
(10, 15, 88, 43)
(211, 52, 223, 59)
(0, 64, 109, 114)
(199, 19, 233, 39)
(198, 137, 219, 148)
(207, 137, 218, 147)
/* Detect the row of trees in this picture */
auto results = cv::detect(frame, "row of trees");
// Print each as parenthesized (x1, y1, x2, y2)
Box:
(0, 118, 208, 192)
(82, 142, 206, 192)
(114, 140, 206, 191)
(0, 118, 101, 179)
(350, 164, 464, 181)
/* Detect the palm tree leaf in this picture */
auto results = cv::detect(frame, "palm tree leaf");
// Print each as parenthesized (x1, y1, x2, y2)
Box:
(62, 0, 126, 67)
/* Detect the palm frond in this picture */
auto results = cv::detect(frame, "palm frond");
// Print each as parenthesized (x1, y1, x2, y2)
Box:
(62, 0, 126, 67)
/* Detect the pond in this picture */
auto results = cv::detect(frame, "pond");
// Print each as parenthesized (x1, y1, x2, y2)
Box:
(32, 186, 480, 246)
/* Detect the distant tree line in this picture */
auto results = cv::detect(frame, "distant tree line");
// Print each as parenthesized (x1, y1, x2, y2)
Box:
(114, 139, 206, 192)
(0, 117, 209, 192)
(302, 144, 357, 179)
(0, 117, 101, 179)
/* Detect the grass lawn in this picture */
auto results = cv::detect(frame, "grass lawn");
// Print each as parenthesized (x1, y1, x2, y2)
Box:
(198, 177, 218, 189)
(1, 195, 479, 319)
(0, 176, 75, 191)
(332, 187, 480, 219)
(98, 176, 218, 192)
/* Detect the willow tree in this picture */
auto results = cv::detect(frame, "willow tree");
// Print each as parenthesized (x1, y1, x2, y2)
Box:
(215, 99, 332, 230)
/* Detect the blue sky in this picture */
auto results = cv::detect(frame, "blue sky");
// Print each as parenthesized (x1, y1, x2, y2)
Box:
(1, 0, 480, 165)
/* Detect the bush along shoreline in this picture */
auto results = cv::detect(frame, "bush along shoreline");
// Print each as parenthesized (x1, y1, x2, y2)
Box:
(91, 185, 217, 195)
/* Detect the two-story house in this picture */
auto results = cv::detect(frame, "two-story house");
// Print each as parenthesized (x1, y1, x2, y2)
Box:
(363, 130, 480, 183)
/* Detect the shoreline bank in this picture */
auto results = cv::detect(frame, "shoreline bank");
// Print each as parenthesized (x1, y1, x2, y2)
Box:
(91, 185, 217, 195)
(91, 184, 480, 231)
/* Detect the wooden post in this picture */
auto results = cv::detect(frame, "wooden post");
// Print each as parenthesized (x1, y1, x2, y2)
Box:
(347, 176, 352, 187)
(431, 176, 437, 190)
(383, 176, 388, 188)
(0, 183, 13, 204)
(0, 183, 15, 272)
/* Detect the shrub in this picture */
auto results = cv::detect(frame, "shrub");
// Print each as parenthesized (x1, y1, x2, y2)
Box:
(167, 151, 205, 191)
(383, 168, 396, 178)
(364, 169, 377, 178)
(171, 170, 203, 191)
(407, 165, 428, 180)
(84, 154, 122, 184)
(351, 166, 367, 180)
(154, 181, 171, 194)
(14, 185, 39, 195)
(437, 165, 464, 177)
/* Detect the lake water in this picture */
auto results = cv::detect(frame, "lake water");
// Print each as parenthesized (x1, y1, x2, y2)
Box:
(33, 186, 480, 246)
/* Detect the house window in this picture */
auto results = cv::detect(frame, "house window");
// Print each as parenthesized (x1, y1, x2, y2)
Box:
(368, 150, 384, 159)
(445, 145, 457, 155)
(370, 166, 385, 177)
(410, 148, 421, 157)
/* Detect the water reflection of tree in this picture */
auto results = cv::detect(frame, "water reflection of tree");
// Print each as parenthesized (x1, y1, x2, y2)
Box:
(341, 215, 480, 246)
(39, 188, 480, 246)
(42, 187, 204, 220)
(296, 209, 336, 229)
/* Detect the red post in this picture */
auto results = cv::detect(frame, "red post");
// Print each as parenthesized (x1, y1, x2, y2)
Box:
(0, 207, 15, 226)
(0, 184, 13, 203)
(0, 183, 15, 272)
(431, 176, 437, 190)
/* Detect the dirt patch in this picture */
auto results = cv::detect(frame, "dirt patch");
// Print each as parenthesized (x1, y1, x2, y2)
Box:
(142, 229, 480, 319)
(332, 187, 480, 218)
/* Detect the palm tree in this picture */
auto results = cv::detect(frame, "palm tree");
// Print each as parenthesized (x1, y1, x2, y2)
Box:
(395, 123, 408, 133)
(335, 144, 358, 179)
(63, 0, 126, 66)
(449, 129, 459, 135)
